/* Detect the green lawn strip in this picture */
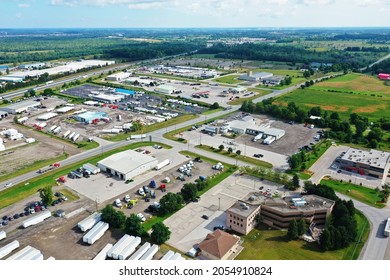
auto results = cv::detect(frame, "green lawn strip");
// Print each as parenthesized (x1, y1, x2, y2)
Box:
(320, 178, 385, 208)
(76, 141, 100, 150)
(106, 114, 198, 142)
(213, 74, 242, 85)
(201, 108, 223, 115)
(196, 144, 273, 168)
(237, 216, 368, 260)
(305, 141, 332, 169)
(59, 189, 80, 201)
(0, 141, 169, 209)
(228, 90, 270, 105)
(0, 152, 68, 183)
(163, 111, 234, 143)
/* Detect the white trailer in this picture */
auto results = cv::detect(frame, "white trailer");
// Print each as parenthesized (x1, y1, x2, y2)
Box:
(154, 159, 172, 170)
(263, 136, 275, 145)
(16, 248, 42, 260)
(17, 117, 29, 123)
(68, 131, 75, 140)
(30, 253, 44, 260)
(252, 133, 263, 142)
(160, 250, 175, 260)
(83, 163, 101, 175)
(130, 134, 146, 140)
(169, 252, 182, 260)
(78, 212, 102, 232)
(112, 235, 135, 260)
(22, 211, 51, 228)
(49, 125, 57, 132)
(39, 122, 47, 129)
(46, 256, 56, 260)
(72, 133, 80, 142)
(0, 240, 20, 259)
(129, 242, 151, 260)
(93, 243, 113, 260)
(106, 234, 132, 259)
(118, 236, 141, 260)
(0, 231, 6, 241)
(83, 221, 109, 245)
(7, 246, 34, 260)
(63, 130, 71, 138)
(53, 126, 61, 134)
(139, 244, 159, 260)
(384, 218, 390, 237)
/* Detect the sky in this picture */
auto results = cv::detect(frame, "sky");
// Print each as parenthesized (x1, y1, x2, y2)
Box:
(1, 0, 389, 28)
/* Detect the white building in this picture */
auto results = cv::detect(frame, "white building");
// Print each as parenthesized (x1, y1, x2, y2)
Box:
(155, 85, 176, 95)
(97, 150, 158, 181)
(239, 71, 273, 82)
(2, 100, 41, 114)
(2, 129, 24, 140)
(106, 72, 131, 81)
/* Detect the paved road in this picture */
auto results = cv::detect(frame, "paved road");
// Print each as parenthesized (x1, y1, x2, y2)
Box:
(337, 193, 390, 260)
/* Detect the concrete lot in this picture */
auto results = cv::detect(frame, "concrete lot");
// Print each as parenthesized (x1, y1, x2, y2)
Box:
(164, 174, 285, 254)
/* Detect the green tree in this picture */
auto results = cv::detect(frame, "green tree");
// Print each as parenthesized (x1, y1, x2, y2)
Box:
(125, 214, 146, 237)
(319, 228, 332, 251)
(39, 186, 53, 206)
(151, 222, 171, 244)
(354, 119, 367, 137)
(101, 205, 126, 229)
(287, 219, 299, 240)
(210, 102, 220, 109)
(43, 88, 54, 96)
(181, 183, 198, 202)
(159, 192, 184, 215)
(297, 219, 307, 236)
(218, 144, 224, 152)
(369, 139, 378, 148)
(235, 150, 241, 156)
(227, 147, 233, 153)
(292, 174, 300, 189)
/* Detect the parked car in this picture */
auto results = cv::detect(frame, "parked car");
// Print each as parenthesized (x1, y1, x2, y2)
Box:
(138, 188, 145, 196)
(13, 213, 20, 219)
(253, 154, 264, 158)
(124, 195, 131, 203)
(201, 215, 209, 220)
(137, 213, 146, 222)
(213, 225, 226, 231)
(115, 199, 122, 207)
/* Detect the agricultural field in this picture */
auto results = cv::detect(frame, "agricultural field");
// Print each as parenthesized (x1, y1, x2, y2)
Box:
(277, 85, 390, 120)
(313, 73, 390, 95)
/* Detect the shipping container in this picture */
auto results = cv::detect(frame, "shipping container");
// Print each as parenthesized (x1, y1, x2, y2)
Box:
(128, 242, 151, 260)
(93, 243, 113, 260)
(22, 211, 51, 228)
(118, 236, 141, 260)
(139, 244, 159, 260)
(106, 235, 132, 259)
(0, 240, 20, 259)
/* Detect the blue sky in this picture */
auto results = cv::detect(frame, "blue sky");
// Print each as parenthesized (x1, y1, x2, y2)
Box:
(2, 0, 389, 28)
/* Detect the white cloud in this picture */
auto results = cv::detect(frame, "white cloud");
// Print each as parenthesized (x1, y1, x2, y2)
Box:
(50, 0, 169, 7)
(18, 3, 30, 8)
(298, 0, 334, 5)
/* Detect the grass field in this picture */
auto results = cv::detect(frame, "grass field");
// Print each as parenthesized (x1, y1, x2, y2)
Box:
(314, 73, 390, 95)
(213, 74, 242, 84)
(276, 87, 390, 120)
(236, 211, 369, 260)
(320, 178, 385, 208)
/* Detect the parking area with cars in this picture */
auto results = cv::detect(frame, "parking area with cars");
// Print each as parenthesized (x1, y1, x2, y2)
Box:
(164, 174, 286, 254)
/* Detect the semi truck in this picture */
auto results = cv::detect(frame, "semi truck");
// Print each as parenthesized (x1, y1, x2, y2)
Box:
(83, 163, 101, 175)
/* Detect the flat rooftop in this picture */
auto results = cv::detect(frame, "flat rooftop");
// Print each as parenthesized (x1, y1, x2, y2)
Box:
(3, 100, 40, 110)
(97, 150, 157, 175)
(263, 195, 335, 213)
(341, 148, 390, 170)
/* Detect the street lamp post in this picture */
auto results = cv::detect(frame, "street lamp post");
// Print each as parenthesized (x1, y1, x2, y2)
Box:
(218, 197, 221, 210)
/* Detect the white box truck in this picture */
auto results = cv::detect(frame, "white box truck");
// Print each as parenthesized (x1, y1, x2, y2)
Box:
(155, 159, 172, 170)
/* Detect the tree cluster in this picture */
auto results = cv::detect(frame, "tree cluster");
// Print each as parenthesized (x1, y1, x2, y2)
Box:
(304, 182, 357, 251)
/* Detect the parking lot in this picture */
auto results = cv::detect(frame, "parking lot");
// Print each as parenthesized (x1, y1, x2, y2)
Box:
(164, 174, 285, 254)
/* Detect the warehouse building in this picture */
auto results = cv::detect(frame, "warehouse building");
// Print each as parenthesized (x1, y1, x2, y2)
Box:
(239, 71, 273, 82)
(2, 100, 41, 114)
(74, 111, 107, 124)
(97, 150, 158, 181)
(339, 148, 390, 182)
(106, 72, 131, 81)
(0, 76, 24, 83)
(155, 85, 176, 95)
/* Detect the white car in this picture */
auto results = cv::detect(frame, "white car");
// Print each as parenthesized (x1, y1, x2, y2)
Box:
(137, 213, 146, 222)
(115, 199, 122, 207)
(138, 188, 145, 196)
(4, 182, 13, 188)
(124, 195, 131, 203)
(62, 196, 68, 201)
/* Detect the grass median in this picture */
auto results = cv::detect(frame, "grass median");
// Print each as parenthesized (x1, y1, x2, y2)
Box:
(196, 144, 273, 168)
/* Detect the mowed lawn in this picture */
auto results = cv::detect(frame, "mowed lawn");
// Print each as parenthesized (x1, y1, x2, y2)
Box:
(313, 73, 390, 95)
(214, 74, 243, 84)
(277, 88, 390, 120)
(237, 211, 369, 260)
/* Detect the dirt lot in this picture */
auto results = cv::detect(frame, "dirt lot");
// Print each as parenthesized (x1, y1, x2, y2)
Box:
(0, 150, 223, 260)
(0, 121, 79, 178)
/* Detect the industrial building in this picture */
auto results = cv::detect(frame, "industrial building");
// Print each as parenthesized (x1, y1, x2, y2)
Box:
(75, 111, 107, 124)
(226, 193, 334, 234)
(339, 148, 390, 182)
(0, 76, 24, 83)
(18, 62, 46, 70)
(155, 85, 176, 95)
(1, 100, 41, 114)
(91, 93, 124, 103)
(97, 150, 158, 181)
(239, 71, 273, 82)
(106, 72, 131, 81)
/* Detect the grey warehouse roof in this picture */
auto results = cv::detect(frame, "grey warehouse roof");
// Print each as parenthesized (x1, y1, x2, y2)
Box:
(3, 100, 41, 110)
(341, 148, 390, 170)
(98, 150, 157, 175)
